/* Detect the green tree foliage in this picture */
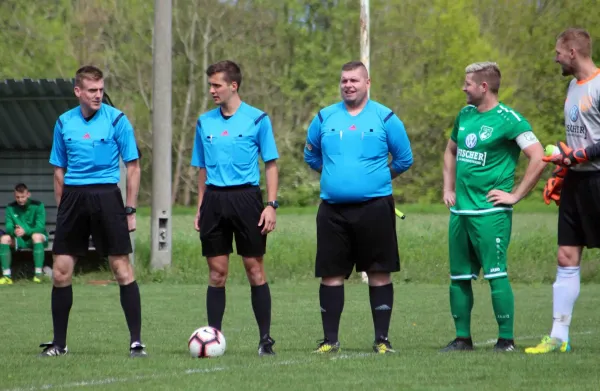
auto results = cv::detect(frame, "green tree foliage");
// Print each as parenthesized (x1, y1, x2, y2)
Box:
(1, 0, 598, 206)
(0, 0, 77, 77)
(372, 0, 505, 203)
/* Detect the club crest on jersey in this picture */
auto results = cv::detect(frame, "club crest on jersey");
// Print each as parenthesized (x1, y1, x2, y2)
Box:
(465, 133, 477, 149)
(579, 95, 594, 113)
(479, 126, 493, 141)
(569, 105, 579, 122)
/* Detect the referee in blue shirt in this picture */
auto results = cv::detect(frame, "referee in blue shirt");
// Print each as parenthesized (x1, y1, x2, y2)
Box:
(42, 66, 145, 358)
(305, 61, 413, 354)
(191, 60, 280, 356)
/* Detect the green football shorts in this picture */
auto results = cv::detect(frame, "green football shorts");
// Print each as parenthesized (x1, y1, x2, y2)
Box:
(448, 211, 512, 280)
(15, 235, 48, 250)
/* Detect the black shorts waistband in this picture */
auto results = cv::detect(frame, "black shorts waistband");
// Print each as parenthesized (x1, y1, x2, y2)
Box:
(206, 184, 259, 192)
(64, 183, 119, 192)
(323, 195, 392, 208)
(566, 169, 600, 179)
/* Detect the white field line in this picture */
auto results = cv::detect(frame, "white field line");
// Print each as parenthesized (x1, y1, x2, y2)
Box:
(6, 332, 595, 391)
(3, 353, 371, 391)
(473, 330, 593, 347)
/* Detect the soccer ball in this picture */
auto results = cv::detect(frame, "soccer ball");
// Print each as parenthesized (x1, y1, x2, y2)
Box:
(188, 326, 226, 358)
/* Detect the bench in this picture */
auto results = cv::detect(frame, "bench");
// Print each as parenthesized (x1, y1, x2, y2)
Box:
(0, 219, 95, 253)
(0, 204, 100, 279)
(0, 197, 95, 253)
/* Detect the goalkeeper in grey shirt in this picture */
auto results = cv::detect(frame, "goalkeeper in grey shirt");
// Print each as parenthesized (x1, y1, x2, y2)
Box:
(527, 27, 600, 354)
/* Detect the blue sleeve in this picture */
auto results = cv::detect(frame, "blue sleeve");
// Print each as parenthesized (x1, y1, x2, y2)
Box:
(303, 114, 323, 171)
(49, 119, 67, 168)
(191, 119, 205, 168)
(385, 113, 413, 174)
(114, 114, 140, 162)
(257, 114, 279, 162)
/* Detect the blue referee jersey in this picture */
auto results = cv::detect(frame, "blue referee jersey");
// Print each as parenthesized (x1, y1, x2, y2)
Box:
(191, 102, 279, 187)
(49, 104, 140, 186)
(304, 100, 413, 203)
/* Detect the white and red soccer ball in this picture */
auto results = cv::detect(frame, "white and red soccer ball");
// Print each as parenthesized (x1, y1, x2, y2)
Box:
(188, 326, 227, 358)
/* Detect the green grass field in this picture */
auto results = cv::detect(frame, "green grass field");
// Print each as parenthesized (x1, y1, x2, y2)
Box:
(3, 205, 600, 390)
(3, 282, 600, 391)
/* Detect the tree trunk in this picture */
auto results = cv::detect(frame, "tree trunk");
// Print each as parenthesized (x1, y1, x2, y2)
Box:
(182, 14, 214, 206)
(172, 8, 200, 203)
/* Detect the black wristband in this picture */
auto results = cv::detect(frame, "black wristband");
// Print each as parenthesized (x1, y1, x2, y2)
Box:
(585, 144, 600, 160)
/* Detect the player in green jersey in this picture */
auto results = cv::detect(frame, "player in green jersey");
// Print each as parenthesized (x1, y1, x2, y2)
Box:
(1, 183, 49, 284)
(441, 62, 547, 352)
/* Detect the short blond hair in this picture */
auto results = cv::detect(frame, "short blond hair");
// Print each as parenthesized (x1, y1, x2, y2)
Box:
(557, 28, 592, 58)
(75, 65, 103, 88)
(465, 61, 501, 94)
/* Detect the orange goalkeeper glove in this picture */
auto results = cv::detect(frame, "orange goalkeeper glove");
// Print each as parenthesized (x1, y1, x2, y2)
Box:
(543, 166, 567, 206)
(542, 141, 588, 167)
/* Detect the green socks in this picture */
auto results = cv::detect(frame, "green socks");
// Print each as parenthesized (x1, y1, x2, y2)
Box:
(33, 242, 44, 276)
(0, 242, 45, 278)
(0, 243, 11, 277)
(490, 277, 515, 340)
(449, 280, 474, 338)
(450, 277, 515, 340)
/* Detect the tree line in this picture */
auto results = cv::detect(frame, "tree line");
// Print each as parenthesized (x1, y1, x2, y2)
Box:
(1, 0, 598, 206)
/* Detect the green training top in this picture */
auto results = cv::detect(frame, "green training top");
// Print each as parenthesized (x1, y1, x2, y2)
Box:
(450, 103, 532, 215)
(4, 199, 48, 238)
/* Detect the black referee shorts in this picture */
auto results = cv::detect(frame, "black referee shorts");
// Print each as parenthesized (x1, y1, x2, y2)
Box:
(52, 184, 132, 258)
(198, 185, 266, 258)
(558, 169, 600, 248)
(315, 195, 400, 278)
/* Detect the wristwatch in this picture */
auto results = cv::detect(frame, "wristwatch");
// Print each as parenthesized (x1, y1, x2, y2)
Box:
(125, 206, 137, 215)
(266, 200, 279, 210)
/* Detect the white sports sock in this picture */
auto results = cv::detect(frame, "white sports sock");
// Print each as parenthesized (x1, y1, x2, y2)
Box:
(550, 266, 580, 342)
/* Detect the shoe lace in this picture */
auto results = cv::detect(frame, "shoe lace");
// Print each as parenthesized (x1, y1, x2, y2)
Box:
(376, 340, 392, 351)
(447, 339, 461, 348)
(316, 338, 333, 347)
(260, 335, 274, 346)
(315, 339, 338, 352)
(539, 336, 553, 346)
(130, 342, 146, 351)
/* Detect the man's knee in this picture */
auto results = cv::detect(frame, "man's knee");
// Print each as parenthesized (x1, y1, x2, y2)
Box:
(488, 276, 512, 292)
(243, 257, 265, 286)
(557, 246, 582, 267)
(53, 255, 76, 286)
(208, 255, 229, 287)
(0, 235, 12, 245)
(321, 276, 345, 286)
(31, 233, 45, 243)
(109, 255, 134, 285)
(366, 272, 391, 286)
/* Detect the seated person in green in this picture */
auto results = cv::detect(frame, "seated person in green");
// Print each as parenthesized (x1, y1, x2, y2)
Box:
(0, 183, 49, 284)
